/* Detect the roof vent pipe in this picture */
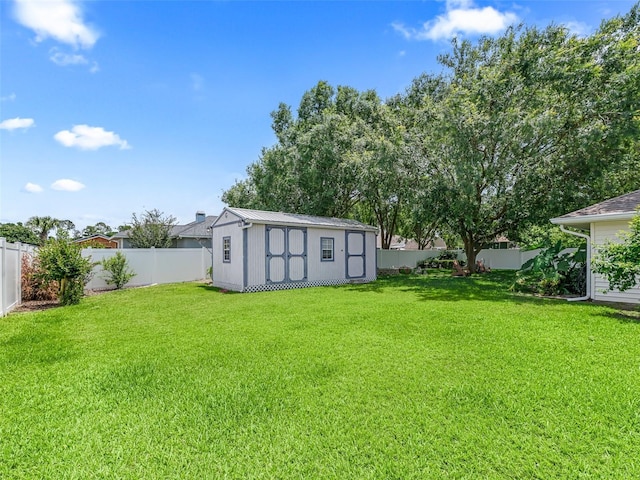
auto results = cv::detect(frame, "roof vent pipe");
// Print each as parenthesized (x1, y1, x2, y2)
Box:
(559, 225, 591, 302)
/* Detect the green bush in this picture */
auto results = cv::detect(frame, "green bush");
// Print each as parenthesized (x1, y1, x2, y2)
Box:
(511, 241, 586, 296)
(38, 236, 93, 305)
(592, 210, 640, 293)
(100, 252, 135, 289)
(423, 251, 465, 269)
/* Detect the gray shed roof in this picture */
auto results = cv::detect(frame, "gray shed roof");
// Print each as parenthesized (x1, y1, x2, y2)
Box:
(550, 189, 640, 229)
(216, 207, 378, 232)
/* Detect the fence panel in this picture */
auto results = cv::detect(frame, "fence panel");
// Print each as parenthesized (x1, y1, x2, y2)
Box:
(377, 248, 547, 271)
(376, 250, 442, 269)
(83, 247, 210, 290)
(1, 239, 37, 317)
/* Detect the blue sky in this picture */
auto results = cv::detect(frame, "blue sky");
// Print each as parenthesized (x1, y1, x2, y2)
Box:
(1, 0, 636, 231)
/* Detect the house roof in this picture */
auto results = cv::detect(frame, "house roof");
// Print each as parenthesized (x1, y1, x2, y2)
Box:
(550, 189, 640, 229)
(112, 214, 218, 239)
(173, 215, 218, 238)
(215, 207, 379, 232)
(73, 235, 116, 243)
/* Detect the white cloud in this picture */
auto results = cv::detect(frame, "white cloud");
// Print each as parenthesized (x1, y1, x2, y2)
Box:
(50, 49, 88, 66)
(54, 125, 131, 150)
(13, 0, 99, 49)
(51, 179, 86, 192)
(49, 47, 99, 72)
(0, 117, 35, 131)
(393, 0, 518, 41)
(23, 182, 43, 193)
(1, 93, 17, 102)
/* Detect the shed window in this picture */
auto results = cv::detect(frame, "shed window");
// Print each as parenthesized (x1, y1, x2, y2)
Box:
(223, 237, 231, 263)
(321, 237, 334, 261)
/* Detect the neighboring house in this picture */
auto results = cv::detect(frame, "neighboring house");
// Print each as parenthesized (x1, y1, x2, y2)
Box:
(73, 235, 118, 249)
(211, 207, 378, 292)
(551, 189, 640, 304)
(112, 211, 217, 248)
(486, 236, 518, 250)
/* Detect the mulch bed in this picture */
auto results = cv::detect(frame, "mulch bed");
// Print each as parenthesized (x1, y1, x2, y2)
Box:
(12, 299, 60, 313)
(11, 288, 113, 313)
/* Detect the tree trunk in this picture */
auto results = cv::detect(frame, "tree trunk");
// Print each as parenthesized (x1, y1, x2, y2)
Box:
(463, 236, 480, 274)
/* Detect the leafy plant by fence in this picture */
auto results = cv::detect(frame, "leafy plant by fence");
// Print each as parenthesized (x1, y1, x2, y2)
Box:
(38, 237, 94, 306)
(511, 242, 587, 296)
(100, 252, 135, 289)
(21, 254, 58, 301)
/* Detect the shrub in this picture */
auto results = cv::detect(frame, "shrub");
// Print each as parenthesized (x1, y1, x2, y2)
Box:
(511, 241, 586, 296)
(100, 252, 135, 289)
(21, 254, 58, 301)
(38, 237, 94, 305)
(592, 210, 640, 293)
(425, 251, 465, 269)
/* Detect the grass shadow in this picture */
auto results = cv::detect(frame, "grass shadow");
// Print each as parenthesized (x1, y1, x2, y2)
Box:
(196, 284, 240, 294)
(347, 270, 577, 307)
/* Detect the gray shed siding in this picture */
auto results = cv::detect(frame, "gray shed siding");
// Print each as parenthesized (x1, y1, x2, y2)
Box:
(211, 209, 377, 292)
(211, 211, 244, 291)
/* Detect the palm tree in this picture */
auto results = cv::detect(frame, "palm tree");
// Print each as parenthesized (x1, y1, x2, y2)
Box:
(26, 216, 61, 245)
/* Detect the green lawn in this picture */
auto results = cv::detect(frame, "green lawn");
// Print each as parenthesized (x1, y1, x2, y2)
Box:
(1, 272, 639, 478)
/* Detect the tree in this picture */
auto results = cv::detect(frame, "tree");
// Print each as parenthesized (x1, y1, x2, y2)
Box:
(26, 216, 62, 245)
(592, 210, 640, 292)
(223, 82, 366, 218)
(351, 93, 412, 249)
(402, 12, 639, 272)
(38, 235, 93, 305)
(0, 222, 40, 244)
(25, 216, 76, 245)
(128, 209, 177, 248)
(82, 222, 115, 238)
(222, 82, 410, 245)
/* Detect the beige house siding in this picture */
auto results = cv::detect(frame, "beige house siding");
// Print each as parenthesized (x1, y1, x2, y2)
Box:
(591, 219, 640, 304)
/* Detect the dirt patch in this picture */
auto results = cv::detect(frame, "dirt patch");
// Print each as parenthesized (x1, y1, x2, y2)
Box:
(12, 288, 115, 314)
(12, 299, 60, 313)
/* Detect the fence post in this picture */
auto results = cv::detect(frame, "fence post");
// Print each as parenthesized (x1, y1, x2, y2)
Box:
(1, 237, 5, 317)
(16, 242, 22, 308)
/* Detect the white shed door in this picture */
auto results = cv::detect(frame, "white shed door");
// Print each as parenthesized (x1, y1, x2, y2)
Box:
(288, 228, 306, 282)
(346, 231, 366, 279)
(266, 226, 307, 284)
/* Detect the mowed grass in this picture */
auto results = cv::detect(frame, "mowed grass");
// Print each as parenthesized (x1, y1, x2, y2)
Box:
(1, 272, 639, 478)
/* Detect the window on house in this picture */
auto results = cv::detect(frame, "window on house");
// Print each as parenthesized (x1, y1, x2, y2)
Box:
(321, 237, 334, 261)
(223, 237, 231, 263)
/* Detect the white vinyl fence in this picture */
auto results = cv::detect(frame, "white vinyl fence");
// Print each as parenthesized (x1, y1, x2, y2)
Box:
(1, 239, 37, 317)
(377, 248, 542, 271)
(83, 247, 211, 290)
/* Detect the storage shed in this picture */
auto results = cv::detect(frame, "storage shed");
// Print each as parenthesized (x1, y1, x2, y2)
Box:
(210, 207, 378, 292)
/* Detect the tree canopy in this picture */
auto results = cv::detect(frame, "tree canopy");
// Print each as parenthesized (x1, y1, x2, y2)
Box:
(0, 222, 40, 245)
(222, 4, 640, 265)
(128, 209, 177, 248)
